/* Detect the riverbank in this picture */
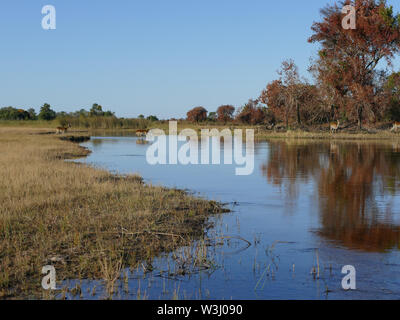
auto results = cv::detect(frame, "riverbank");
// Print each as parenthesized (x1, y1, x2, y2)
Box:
(99, 124, 400, 141)
(0, 127, 226, 299)
(2, 121, 400, 140)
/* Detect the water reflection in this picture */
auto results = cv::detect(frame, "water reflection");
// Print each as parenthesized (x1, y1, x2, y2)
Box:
(263, 140, 400, 252)
(78, 136, 400, 299)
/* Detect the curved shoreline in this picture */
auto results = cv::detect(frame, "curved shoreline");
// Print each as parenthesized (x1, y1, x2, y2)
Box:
(0, 127, 225, 299)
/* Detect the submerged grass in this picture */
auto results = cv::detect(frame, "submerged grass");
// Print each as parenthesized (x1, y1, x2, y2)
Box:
(0, 127, 226, 299)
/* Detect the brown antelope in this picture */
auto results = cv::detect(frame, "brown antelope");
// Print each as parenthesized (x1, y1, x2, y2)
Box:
(136, 129, 149, 137)
(391, 121, 400, 132)
(56, 123, 71, 134)
(330, 120, 340, 134)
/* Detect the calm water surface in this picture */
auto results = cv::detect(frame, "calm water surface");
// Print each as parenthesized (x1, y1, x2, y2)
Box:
(76, 136, 400, 300)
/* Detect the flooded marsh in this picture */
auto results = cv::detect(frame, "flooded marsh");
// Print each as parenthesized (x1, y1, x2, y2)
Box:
(73, 136, 400, 300)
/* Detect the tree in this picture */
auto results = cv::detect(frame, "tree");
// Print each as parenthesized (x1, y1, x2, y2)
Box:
(147, 115, 159, 121)
(89, 103, 104, 117)
(187, 106, 208, 122)
(236, 99, 269, 125)
(207, 112, 217, 122)
(383, 71, 400, 120)
(27, 108, 37, 120)
(0, 107, 31, 120)
(295, 84, 322, 124)
(71, 109, 89, 117)
(104, 110, 115, 117)
(279, 60, 303, 125)
(260, 60, 310, 128)
(260, 80, 290, 127)
(38, 103, 56, 121)
(309, 56, 343, 122)
(217, 105, 235, 123)
(309, 0, 400, 129)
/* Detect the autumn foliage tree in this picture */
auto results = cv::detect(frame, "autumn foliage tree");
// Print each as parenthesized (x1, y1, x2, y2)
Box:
(309, 0, 400, 129)
(260, 60, 319, 127)
(187, 106, 208, 122)
(260, 80, 289, 126)
(217, 105, 235, 123)
(278, 60, 303, 125)
(235, 99, 271, 125)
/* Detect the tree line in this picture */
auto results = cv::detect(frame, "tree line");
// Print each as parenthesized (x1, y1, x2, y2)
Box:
(2, 1, 400, 130)
(0, 103, 113, 121)
(186, 0, 400, 129)
(0, 103, 159, 124)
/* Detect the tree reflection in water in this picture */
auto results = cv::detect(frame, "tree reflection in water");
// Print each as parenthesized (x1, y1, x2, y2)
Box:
(262, 140, 400, 252)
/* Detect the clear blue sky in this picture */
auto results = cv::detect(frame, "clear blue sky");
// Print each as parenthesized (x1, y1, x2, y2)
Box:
(1, 0, 399, 118)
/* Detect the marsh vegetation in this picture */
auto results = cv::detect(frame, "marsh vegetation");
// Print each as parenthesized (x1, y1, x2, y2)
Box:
(0, 127, 226, 298)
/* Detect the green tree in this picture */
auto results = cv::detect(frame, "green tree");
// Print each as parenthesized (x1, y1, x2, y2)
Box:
(0, 107, 19, 120)
(104, 110, 115, 117)
(147, 115, 159, 121)
(89, 103, 104, 117)
(384, 71, 400, 120)
(207, 112, 217, 122)
(27, 108, 37, 120)
(38, 104, 56, 121)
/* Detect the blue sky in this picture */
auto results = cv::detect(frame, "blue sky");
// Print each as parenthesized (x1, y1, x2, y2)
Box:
(1, 0, 399, 118)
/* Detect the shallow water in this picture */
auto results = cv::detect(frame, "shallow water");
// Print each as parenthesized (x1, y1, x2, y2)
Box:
(75, 136, 400, 300)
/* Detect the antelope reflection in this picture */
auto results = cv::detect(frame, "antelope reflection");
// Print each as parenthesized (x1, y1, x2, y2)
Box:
(262, 141, 400, 252)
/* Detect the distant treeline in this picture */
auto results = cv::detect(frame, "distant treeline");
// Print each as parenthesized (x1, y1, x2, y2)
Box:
(0, 103, 160, 129)
(3, 1, 400, 131)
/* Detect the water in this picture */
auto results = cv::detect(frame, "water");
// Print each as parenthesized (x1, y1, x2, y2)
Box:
(76, 136, 400, 300)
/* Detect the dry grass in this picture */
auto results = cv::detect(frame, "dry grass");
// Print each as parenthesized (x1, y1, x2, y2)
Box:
(115, 122, 400, 141)
(0, 127, 225, 299)
(255, 129, 400, 140)
(3, 121, 400, 141)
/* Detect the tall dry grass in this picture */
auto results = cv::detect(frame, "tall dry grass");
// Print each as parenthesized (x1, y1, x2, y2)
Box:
(0, 127, 224, 299)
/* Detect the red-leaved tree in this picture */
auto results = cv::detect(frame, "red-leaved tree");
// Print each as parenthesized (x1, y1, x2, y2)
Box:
(309, 0, 400, 129)
(187, 106, 208, 122)
(217, 105, 235, 123)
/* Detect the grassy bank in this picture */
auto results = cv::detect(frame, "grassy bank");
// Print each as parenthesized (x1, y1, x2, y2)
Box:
(256, 130, 400, 140)
(0, 127, 225, 299)
(136, 122, 400, 141)
(2, 120, 400, 140)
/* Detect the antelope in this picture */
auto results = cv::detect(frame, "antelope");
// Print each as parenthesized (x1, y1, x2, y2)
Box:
(56, 123, 71, 134)
(391, 121, 400, 132)
(330, 120, 340, 134)
(136, 129, 149, 137)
